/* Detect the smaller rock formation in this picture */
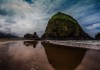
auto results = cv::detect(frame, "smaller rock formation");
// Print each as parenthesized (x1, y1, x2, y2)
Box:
(24, 33, 33, 40)
(24, 32, 39, 40)
(32, 32, 40, 40)
(95, 33, 100, 40)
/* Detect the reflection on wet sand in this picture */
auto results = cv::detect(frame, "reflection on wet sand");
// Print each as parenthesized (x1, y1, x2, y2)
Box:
(76, 50, 100, 70)
(42, 42, 86, 70)
(0, 41, 54, 70)
(24, 41, 38, 48)
(0, 41, 100, 70)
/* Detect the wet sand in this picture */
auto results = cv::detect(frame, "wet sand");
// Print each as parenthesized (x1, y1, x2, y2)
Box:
(76, 50, 100, 70)
(0, 41, 54, 70)
(42, 42, 86, 70)
(0, 41, 100, 70)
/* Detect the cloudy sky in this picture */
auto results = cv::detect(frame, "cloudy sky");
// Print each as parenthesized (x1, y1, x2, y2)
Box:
(0, 0, 100, 37)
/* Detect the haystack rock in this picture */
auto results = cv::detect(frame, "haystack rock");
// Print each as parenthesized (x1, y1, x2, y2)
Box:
(42, 12, 93, 40)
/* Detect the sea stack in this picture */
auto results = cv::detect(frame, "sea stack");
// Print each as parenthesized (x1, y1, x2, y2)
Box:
(42, 12, 93, 40)
(24, 32, 39, 40)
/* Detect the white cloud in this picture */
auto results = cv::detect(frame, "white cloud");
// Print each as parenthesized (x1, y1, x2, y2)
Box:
(86, 23, 100, 37)
(0, 0, 50, 37)
(0, 0, 100, 37)
(87, 23, 100, 30)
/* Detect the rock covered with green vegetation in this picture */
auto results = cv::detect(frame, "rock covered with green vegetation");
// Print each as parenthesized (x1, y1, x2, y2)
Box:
(95, 33, 100, 40)
(42, 12, 93, 40)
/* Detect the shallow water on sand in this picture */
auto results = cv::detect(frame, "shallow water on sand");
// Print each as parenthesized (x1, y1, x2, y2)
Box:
(0, 41, 54, 70)
(76, 50, 100, 70)
(0, 41, 100, 70)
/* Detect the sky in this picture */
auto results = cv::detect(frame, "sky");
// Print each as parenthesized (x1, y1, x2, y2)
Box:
(0, 0, 100, 37)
